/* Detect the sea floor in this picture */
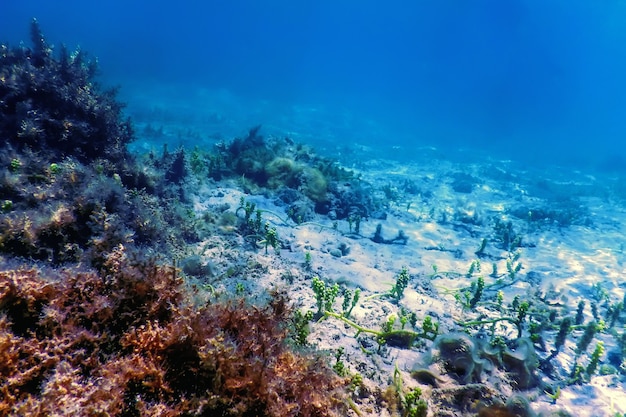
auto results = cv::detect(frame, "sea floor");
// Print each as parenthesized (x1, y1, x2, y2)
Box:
(125, 84, 626, 417)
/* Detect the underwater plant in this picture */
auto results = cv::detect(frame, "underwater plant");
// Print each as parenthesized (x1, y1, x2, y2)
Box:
(323, 309, 438, 350)
(0, 254, 348, 416)
(341, 288, 360, 319)
(312, 276, 340, 317)
(389, 364, 428, 417)
(389, 266, 411, 301)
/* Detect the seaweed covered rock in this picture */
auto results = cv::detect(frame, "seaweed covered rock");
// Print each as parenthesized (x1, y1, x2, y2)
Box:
(0, 252, 347, 416)
(423, 332, 539, 391)
(207, 125, 384, 221)
(0, 21, 198, 266)
(0, 19, 132, 163)
(426, 332, 493, 384)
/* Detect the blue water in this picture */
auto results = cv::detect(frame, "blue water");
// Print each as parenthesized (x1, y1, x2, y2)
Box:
(4, 1, 626, 169)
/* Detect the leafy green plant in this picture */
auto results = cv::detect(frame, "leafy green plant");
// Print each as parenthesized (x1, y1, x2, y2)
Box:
(591, 302, 599, 321)
(575, 300, 585, 325)
(493, 219, 523, 251)
(506, 250, 523, 279)
(403, 387, 428, 417)
(189, 146, 206, 175)
(469, 276, 484, 309)
(545, 316, 572, 362)
(382, 315, 397, 333)
(569, 320, 604, 382)
(454, 275, 485, 310)
(236, 197, 257, 228)
(576, 321, 601, 356)
(495, 290, 504, 309)
(591, 282, 609, 303)
(1, 200, 12, 212)
(49, 162, 61, 175)
(607, 301, 623, 328)
(569, 363, 585, 384)
(490, 262, 498, 278)
(400, 308, 418, 329)
(421, 315, 438, 336)
(349, 372, 363, 394)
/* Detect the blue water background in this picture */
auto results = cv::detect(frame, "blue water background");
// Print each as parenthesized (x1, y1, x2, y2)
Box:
(4, 1, 626, 170)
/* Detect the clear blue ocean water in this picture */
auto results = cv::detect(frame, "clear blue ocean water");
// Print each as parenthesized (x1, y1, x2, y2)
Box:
(4, 1, 626, 170)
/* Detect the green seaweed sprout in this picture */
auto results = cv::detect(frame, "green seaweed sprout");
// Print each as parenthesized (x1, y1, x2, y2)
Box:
(475, 238, 488, 257)
(332, 347, 349, 377)
(1, 200, 13, 212)
(457, 297, 531, 339)
(292, 309, 314, 346)
(341, 288, 361, 319)
(428, 264, 463, 280)
(235, 199, 281, 253)
(390, 266, 410, 301)
(312, 276, 340, 317)
(303, 251, 313, 271)
(9, 158, 21, 173)
(364, 266, 412, 303)
(575, 300, 586, 325)
(258, 221, 279, 254)
(586, 341, 605, 376)
(393, 364, 428, 417)
(49, 162, 61, 175)
(324, 310, 438, 350)
(466, 259, 481, 278)
(569, 320, 606, 383)
(506, 250, 523, 279)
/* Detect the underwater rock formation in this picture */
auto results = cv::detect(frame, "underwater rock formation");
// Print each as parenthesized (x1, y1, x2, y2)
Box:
(0, 21, 197, 266)
(423, 332, 539, 389)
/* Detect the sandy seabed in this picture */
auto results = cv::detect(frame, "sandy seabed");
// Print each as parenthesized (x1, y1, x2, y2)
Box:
(123, 85, 626, 416)
(178, 145, 626, 416)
